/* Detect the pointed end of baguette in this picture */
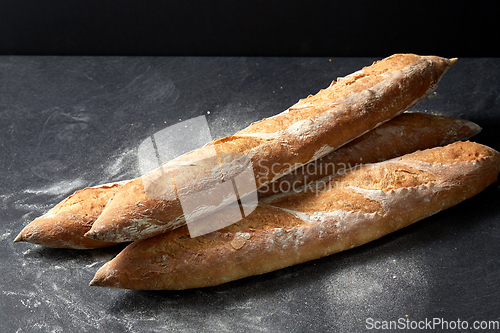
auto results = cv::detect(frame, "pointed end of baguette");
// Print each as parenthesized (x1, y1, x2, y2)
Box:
(88, 277, 116, 288)
(442, 57, 459, 74)
(84, 223, 132, 243)
(445, 57, 459, 73)
(83, 219, 107, 240)
(89, 263, 106, 287)
(423, 55, 458, 73)
(86, 203, 168, 242)
(88, 277, 101, 287)
(13, 232, 23, 243)
(464, 120, 482, 138)
(89, 262, 121, 288)
(83, 229, 106, 242)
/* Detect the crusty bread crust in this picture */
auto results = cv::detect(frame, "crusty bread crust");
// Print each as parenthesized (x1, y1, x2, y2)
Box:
(13, 182, 126, 249)
(86, 54, 458, 243)
(258, 112, 481, 197)
(89, 141, 500, 290)
(14, 113, 480, 249)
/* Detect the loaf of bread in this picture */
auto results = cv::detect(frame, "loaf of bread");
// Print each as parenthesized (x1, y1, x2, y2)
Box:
(14, 113, 481, 249)
(85, 54, 458, 243)
(13, 182, 127, 249)
(89, 141, 500, 290)
(258, 112, 481, 197)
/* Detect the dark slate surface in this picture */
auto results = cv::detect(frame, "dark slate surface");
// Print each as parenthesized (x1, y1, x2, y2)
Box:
(1, 56, 499, 332)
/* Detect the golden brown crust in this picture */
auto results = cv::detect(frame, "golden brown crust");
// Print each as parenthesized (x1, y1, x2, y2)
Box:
(258, 112, 481, 197)
(86, 54, 458, 243)
(89, 141, 500, 290)
(13, 183, 125, 249)
(15, 113, 478, 249)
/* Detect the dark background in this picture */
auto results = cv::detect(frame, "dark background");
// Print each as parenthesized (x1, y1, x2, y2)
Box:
(0, 0, 498, 57)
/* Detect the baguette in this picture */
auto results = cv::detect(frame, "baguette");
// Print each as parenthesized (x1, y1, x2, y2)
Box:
(89, 141, 500, 290)
(14, 113, 480, 249)
(13, 182, 127, 249)
(85, 54, 458, 243)
(258, 112, 481, 197)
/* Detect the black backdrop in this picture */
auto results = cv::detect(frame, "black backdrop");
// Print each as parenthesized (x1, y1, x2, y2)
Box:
(0, 0, 497, 57)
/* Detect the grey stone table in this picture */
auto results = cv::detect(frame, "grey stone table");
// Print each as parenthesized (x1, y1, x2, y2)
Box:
(1, 56, 499, 332)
